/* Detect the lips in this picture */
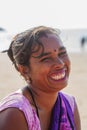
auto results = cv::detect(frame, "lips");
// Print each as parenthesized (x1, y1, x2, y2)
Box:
(49, 68, 67, 81)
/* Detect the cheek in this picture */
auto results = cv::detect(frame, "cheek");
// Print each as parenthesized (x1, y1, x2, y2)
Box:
(67, 57, 71, 67)
(29, 60, 53, 81)
(63, 57, 71, 70)
(66, 58, 71, 73)
(66, 58, 71, 66)
(30, 64, 49, 79)
(63, 56, 71, 64)
(30, 66, 49, 86)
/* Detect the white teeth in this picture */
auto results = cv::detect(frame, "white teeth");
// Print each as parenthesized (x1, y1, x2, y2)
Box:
(51, 72, 65, 80)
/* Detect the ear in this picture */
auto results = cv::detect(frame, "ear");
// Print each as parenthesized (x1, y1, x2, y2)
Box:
(17, 64, 30, 77)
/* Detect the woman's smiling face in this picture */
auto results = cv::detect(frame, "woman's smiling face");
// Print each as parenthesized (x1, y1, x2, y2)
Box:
(28, 34, 71, 93)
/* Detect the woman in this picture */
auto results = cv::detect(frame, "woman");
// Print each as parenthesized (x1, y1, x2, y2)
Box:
(0, 26, 81, 130)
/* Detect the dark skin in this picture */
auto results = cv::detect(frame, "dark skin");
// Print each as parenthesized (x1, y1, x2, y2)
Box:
(0, 108, 28, 130)
(0, 34, 81, 130)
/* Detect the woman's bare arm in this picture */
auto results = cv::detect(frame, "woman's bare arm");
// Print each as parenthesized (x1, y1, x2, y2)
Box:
(0, 108, 28, 130)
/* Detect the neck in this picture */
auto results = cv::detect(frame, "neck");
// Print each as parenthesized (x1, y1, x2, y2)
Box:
(30, 87, 58, 111)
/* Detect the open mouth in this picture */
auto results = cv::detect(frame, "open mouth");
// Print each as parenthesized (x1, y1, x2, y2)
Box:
(51, 72, 65, 80)
(50, 68, 67, 81)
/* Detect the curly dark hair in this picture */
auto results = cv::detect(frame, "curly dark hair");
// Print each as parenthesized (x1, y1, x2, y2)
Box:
(5, 26, 60, 71)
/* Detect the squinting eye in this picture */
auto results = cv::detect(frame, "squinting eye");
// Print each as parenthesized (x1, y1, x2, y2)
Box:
(40, 57, 50, 62)
(58, 51, 67, 57)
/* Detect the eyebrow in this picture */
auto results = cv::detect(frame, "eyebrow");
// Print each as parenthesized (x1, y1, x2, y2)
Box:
(38, 52, 51, 58)
(59, 46, 66, 51)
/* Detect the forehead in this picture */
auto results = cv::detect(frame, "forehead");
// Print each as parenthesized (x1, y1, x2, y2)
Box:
(39, 34, 63, 52)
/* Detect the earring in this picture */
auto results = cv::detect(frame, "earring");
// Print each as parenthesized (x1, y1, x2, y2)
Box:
(26, 79, 30, 84)
(26, 76, 31, 84)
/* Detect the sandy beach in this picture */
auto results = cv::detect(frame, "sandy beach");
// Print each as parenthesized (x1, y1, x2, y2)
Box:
(0, 52, 87, 129)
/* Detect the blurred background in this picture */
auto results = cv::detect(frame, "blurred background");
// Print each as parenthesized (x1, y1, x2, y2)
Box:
(0, 0, 87, 129)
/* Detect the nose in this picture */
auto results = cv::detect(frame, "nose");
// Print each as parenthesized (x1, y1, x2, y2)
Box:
(53, 57, 65, 69)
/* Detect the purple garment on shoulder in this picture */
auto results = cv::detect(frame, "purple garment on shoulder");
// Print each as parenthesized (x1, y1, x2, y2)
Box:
(50, 92, 76, 130)
(0, 91, 76, 130)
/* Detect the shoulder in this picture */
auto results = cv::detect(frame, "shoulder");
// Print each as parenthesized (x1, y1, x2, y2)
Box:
(0, 107, 28, 130)
(0, 91, 34, 119)
(0, 90, 31, 110)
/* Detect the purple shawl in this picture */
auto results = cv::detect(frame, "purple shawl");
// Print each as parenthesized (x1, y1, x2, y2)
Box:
(50, 92, 76, 130)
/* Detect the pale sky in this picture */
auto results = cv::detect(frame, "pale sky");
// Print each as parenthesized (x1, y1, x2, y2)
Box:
(0, 0, 87, 33)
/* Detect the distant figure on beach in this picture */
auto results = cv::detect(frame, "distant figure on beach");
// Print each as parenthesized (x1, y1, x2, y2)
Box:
(80, 37, 87, 50)
(0, 26, 81, 130)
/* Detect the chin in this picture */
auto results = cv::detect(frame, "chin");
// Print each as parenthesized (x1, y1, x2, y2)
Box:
(50, 81, 68, 92)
